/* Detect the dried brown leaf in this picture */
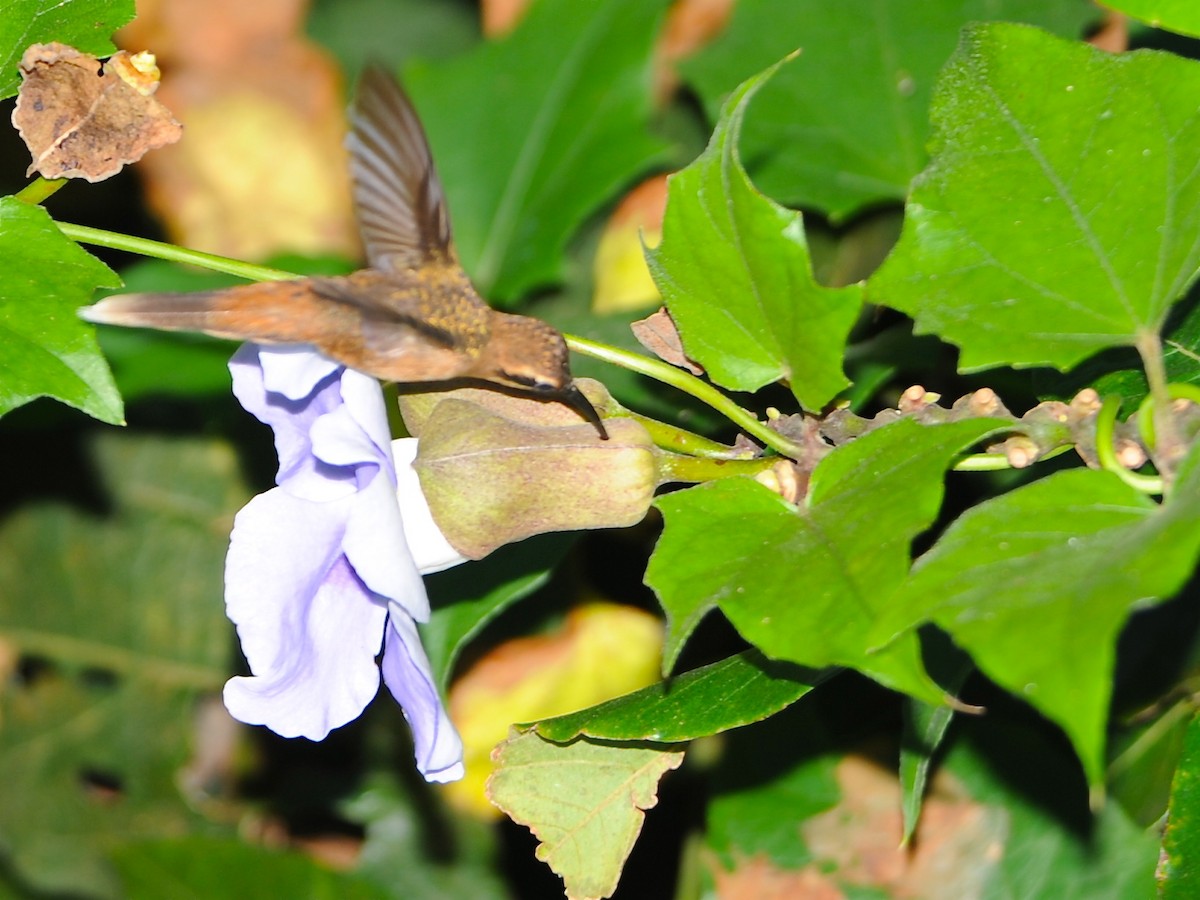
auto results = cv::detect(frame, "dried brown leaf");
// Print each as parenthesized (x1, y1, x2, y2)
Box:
(800, 755, 1006, 899)
(13, 43, 182, 183)
(631, 307, 705, 375)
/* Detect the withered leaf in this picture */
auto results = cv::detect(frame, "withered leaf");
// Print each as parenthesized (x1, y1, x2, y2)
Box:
(630, 306, 705, 375)
(12, 42, 182, 183)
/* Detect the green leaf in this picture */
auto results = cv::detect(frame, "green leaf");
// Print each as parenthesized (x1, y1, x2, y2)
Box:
(869, 23, 1200, 372)
(422, 532, 574, 691)
(647, 417, 1006, 702)
(111, 838, 388, 899)
(488, 732, 684, 900)
(1161, 711, 1200, 898)
(681, 0, 1097, 222)
(0, 432, 246, 896)
(900, 696, 959, 845)
(0, 198, 123, 422)
(534, 650, 824, 743)
(646, 59, 861, 410)
(405, 0, 668, 301)
(877, 446, 1200, 789)
(1105, 0, 1200, 38)
(0, 0, 135, 99)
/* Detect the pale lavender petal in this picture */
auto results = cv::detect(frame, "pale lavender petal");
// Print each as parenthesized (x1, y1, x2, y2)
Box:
(224, 488, 387, 740)
(337, 368, 396, 472)
(392, 438, 469, 574)
(230, 345, 356, 500)
(343, 472, 430, 621)
(259, 345, 341, 400)
(382, 607, 464, 783)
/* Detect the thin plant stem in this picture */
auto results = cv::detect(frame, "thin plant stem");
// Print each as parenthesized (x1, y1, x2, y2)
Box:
(1095, 395, 1163, 495)
(567, 335, 806, 459)
(953, 443, 1073, 472)
(1135, 382, 1200, 451)
(57, 221, 297, 282)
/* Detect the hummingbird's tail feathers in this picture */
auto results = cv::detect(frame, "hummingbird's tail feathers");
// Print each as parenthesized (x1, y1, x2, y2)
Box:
(80, 282, 341, 345)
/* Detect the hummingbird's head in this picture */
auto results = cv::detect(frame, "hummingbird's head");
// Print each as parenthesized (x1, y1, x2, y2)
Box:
(473, 313, 609, 439)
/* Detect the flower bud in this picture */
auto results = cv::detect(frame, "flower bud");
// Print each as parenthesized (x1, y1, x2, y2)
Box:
(398, 380, 659, 558)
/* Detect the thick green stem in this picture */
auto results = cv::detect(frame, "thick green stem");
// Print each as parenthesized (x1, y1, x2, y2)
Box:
(657, 452, 778, 484)
(567, 335, 807, 460)
(15, 176, 67, 205)
(630, 413, 756, 459)
(1136, 329, 1182, 481)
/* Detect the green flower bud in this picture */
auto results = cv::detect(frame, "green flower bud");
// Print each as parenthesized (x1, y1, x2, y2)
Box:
(398, 380, 658, 558)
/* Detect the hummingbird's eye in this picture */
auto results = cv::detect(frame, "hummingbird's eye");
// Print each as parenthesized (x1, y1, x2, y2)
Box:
(502, 371, 560, 393)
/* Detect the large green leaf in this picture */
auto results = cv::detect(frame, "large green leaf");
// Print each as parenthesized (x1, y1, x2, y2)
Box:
(404, 0, 668, 302)
(0, 433, 246, 896)
(1161, 712, 1200, 898)
(1105, 0, 1200, 37)
(647, 418, 1005, 702)
(869, 23, 1200, 372)
(646, 61, 862, 410)
(0, 0, 134, 99)
(535, 650, 824, 743)
(0, 198, 122, 422)
(875, 447, 1200, 789)
(682, 0, 1096, 222)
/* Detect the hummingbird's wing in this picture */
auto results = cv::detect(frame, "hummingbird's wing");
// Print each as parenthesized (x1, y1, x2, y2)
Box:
(346, 66, 454, 271)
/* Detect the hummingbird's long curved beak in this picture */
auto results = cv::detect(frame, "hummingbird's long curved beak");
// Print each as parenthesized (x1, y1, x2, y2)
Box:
(560, 383, 609, 440)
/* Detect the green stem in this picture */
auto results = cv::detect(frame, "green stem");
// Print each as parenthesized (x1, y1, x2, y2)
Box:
(57, 221, 297, 283)
(1135, 382, 1200, 451)
(953, 442, 1073, 472)
(657, 452, 777, 484)
(629, 413, 756, 459)
(566, 335, 806, 460)
(1136, 329, 1182, 479)
(15, 176, 68, 205)
(952, 453, 1013, 472)
(1095, 395, 1163, 495)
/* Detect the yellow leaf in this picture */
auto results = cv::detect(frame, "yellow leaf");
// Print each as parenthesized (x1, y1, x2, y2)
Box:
(591, 176, 667, 314)
(444, 602, 663, 818)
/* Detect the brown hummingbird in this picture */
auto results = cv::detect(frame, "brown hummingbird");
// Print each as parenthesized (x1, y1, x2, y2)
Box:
(81, 66, 608, 439)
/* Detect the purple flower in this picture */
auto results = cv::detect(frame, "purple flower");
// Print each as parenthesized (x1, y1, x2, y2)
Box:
(222, 344, 466, 783)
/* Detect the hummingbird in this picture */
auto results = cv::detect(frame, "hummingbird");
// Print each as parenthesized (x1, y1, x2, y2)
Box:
(81, 66, 608, 439)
